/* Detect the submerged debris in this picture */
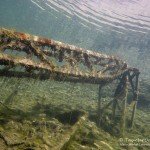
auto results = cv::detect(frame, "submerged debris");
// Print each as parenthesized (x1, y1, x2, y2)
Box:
(0, 28, 131, 84)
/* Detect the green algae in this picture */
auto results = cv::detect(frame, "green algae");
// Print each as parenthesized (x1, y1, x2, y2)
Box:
(0, 77, 149, 149)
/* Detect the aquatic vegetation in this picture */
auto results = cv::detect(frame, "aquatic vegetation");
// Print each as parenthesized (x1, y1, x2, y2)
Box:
(0, 88, 150, 150)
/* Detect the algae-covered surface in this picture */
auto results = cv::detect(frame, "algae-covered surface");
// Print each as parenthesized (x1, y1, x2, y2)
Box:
(0, 77, 149, 150)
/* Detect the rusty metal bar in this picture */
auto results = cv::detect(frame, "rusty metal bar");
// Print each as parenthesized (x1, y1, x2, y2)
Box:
(0, 28, 129, 84)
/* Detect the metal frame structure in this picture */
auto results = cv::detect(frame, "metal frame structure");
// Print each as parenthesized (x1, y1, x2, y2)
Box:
(0, 28, 140, 135)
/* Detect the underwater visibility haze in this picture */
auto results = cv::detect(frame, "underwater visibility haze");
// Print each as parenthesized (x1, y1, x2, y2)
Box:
(0, 0, 149, 149)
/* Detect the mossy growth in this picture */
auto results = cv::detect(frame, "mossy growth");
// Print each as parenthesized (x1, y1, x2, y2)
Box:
(0, 77, 149, 149)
